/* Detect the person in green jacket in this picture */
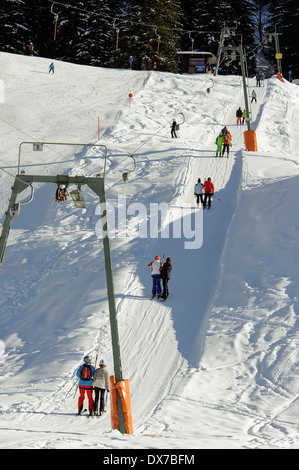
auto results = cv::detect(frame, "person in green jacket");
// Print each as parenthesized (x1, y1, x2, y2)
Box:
(242, 109, 246, 124)
(215, 134, 223, 157)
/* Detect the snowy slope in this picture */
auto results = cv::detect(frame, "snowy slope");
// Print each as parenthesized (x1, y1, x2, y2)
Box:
(0, 52, 298, 449)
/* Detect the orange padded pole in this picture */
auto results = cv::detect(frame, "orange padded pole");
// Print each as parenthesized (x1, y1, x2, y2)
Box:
(244, 130, 258, 151)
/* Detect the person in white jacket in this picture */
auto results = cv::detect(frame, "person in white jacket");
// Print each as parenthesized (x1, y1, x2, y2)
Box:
(148, 255, 162, 299)
(194, 178, 204, 206)
(93, 359, 110, 416)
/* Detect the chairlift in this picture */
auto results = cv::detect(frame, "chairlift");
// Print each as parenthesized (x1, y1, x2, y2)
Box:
(188, 31, 195, 52)
(176, 112, 185, 127)
(70, 187, 87, 209)
(55, 183, 69, 202)
(20, 183, 34, 207)
(113, 20, 120, 50)
(10, 203, 20, 217)
(51, 2, 59, 40)
(121, 155, 136, 182)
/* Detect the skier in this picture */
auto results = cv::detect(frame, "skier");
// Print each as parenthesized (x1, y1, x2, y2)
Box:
(29, 42, 34, 56)
(222, 129, 232, 157)
(171, 120, 177, 138)
(160, 257, 172, 300)
(128, 56, 133, 69)
(76, 355, 95, 416)
(215, 134, 223, 157)
(220, 126, 228, 136)
(251, 90, 257, 103)
(256, 71, 261, 87)
(49, 62, 55, 74)
(194, 177, 204, 205)
(203, 178, 214, 209)
(260, 72, 265, 87)
(236, 107, 242, 125)
(148, 256, 162, 299)
(242, 109, 246, 124)
(93, 359, 110, 416)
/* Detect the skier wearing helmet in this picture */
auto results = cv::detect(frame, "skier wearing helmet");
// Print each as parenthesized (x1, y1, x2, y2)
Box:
(93, 359, 110, 416)
(148, 255, 162, 299)
(76, 355, 95, 416)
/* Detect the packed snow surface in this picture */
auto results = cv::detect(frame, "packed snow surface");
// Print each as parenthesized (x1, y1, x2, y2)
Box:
(0, 52, 298, 449)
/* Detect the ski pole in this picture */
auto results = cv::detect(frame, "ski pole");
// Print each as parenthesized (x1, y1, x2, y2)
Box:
(73, 382, 79, 398)
(66, 377, 79, 397)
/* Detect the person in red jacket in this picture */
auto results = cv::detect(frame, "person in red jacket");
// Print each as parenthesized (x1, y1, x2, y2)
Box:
(203, 178, 214, 209)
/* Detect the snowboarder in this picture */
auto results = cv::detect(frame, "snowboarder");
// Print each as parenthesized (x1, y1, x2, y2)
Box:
(242, 109, 246, 124)
(194, 177, 204, 205)
(215, 134, 223, 157)
(76, 355, 95, 416)
(93, 359, 110, 416)
(49, 62, 55, 74)
(236, 107, 242, 125)
(222, 129, 232, 157)
(160, 258, 172, 300)
(148, 256, 162, 298)
(251, 90, 257, 103)
(203, 178, 214, 209)
(171, 120, 177, 138)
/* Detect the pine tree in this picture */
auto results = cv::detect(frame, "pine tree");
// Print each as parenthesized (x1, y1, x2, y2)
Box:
(180, 0, 256, 56)
(112, 0, 182, 72)
(269, 0, 299, 78)
(0, 0, 29, 54)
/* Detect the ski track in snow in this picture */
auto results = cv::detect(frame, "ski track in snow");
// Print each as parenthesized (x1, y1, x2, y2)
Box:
(0, 52, 298, 449)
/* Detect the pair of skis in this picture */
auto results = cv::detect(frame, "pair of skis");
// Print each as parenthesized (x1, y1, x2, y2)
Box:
(151, 294, 167, 301)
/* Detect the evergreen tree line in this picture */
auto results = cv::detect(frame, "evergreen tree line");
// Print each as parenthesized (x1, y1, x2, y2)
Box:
(0, 0, 297, 77)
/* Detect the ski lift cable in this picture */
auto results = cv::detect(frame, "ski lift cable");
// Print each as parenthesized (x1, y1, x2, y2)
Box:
(0, 166, 56, 203)
(130, 74, 212, 157)
(47, 0, 220, 37)
(113, 76, 212, 175)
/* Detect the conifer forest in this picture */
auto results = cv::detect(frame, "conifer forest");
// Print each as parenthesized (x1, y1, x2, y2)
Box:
(0, 0, 298, 77)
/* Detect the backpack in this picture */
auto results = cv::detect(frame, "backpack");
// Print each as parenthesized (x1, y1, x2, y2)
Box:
(80, 364, 92, 381)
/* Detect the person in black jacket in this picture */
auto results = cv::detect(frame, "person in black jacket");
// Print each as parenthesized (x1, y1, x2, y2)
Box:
(160, 258, 172, 300)
(236, 107, 242, 125)
(171, 120, 177, 138)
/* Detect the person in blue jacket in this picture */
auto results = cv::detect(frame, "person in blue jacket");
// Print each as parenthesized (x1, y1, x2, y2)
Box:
(48, 62, 55, 74)
(76, 355, 95, 415)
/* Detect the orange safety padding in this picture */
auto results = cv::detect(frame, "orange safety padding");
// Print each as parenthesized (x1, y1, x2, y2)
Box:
(110, 375, 119, 430)
(244, 130, 258, 152)
(277, 72, 284, 83)
(109, 376, 134, 434)
(116, 379, 134, 434)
